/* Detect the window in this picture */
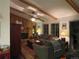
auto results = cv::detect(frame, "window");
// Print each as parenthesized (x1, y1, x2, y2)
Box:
(51, 23, 59, 37)
(43, 24, 49, 35)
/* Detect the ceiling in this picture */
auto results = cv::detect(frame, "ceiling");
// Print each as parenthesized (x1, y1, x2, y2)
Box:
(10, 0, 78, 22)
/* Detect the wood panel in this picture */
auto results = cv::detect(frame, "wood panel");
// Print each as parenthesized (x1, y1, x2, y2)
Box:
(10, 13, 36, 38)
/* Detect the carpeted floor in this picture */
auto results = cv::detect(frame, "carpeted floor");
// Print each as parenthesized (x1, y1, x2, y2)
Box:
(21, 43, 35, 59)
(21, 43, 66, 59)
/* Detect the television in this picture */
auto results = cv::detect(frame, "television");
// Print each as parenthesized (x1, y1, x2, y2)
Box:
(21, 32, 28, 39)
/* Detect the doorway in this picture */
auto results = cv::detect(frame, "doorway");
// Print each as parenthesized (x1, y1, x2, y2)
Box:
(70, 20, 79, 49)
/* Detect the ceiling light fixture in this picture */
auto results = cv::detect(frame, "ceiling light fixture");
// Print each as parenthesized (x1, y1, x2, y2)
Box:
(33, 14, 37, 18)
(27, 6, 37, 11)
(31, 17, 36, 21)
(37, 13, 44, 16)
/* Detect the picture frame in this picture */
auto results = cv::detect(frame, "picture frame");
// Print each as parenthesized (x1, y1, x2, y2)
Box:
(62, 23, 67, 29)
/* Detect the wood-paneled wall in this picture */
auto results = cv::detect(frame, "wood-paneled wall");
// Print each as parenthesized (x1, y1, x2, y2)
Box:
(10, 13, 36, 38)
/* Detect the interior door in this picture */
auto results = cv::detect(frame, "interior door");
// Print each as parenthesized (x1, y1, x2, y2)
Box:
(10, 24, 21, 59)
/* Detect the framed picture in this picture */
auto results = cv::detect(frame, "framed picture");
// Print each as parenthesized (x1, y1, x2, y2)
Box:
(62, 23, 67, 29)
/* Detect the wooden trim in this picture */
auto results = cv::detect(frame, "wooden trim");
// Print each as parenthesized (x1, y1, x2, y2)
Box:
(66, 0, 79, 13)
(19, 0, 57, 20)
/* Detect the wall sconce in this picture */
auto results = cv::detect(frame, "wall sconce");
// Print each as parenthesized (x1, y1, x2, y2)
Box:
(16, 20, 22, 24)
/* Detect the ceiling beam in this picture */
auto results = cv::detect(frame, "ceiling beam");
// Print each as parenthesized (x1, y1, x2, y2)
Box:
(10, 7, 31, 18)
(19, 0, 57, 20)
(66, 0, 79, 13)
(10, 7, 45, 22)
